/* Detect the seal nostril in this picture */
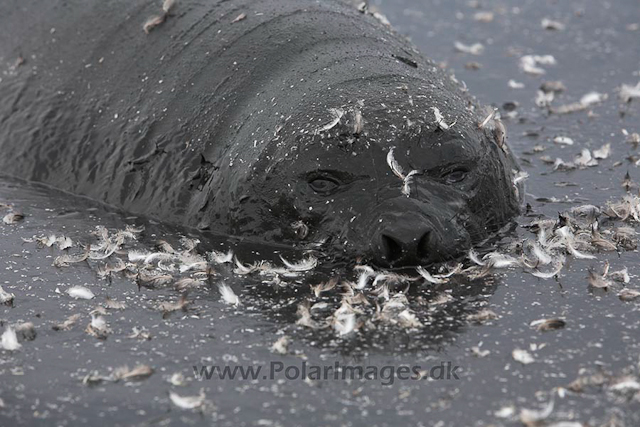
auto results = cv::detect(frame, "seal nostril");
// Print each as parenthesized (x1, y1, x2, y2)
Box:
(417, 231, 432, 260)
(381, 234, 403, 263)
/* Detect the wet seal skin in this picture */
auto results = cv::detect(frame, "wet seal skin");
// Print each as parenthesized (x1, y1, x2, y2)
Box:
(0, 0, 523, 267)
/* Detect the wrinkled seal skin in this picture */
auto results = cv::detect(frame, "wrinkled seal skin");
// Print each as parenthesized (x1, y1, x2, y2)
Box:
(0, 0, 523, 267)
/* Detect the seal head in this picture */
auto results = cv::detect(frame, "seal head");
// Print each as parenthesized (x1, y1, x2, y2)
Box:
(224, 79, 523, 267)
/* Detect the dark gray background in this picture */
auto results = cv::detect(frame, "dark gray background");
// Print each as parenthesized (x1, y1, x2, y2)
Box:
(1, 0, 640, 425)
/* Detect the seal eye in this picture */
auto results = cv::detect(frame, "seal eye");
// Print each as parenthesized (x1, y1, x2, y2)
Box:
(443, 169, 468, 184)
(309, 177, 340, 194)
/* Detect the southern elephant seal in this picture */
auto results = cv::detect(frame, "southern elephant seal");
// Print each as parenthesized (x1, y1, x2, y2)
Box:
(0, 0, 523, 267)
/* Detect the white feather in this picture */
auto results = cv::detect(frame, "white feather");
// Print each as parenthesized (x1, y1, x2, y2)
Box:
(431, 107, 456, 130)
(567, 244, 596, 259)
(530, 256, 565, 279)
(1, 326, 21, 351)
(179, 261, 208, 273)
(479, 108, 497, 129)
(513, 171, 529, 185)
(218, 282, 240, 306)
(468, 249, 485, 266)
(280, 255, 318, 272)
(169, 389, 206, 410)
(354, 265, 375, 290)
(233, 257, 257, 275)
(333, 312, 356, 336)
(484, 252, 520, 269)
(0, 286, 15, 305)
(128, 250, 151, 262)
(386, 147, 405, 179)
(144, 252, 176, 264)
(416, 266, 448, 284)
(66, 285, 95, 300)
(402, 170, 419, 197)
(209, 250, 234, 264)
(316, 108, 345, 133)
(532, 243, 553, 265)
(90, 314, 108, 331)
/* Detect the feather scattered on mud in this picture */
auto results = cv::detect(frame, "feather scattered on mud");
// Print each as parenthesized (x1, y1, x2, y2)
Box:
(162, 0, 176, 14)
(541, 18, 565, 31)
(540, 80, 566, 93)
(104, 296, 126, 310)
(468, 249, 485, 266)
(169, 389, 206, 410)
(474, 11, 494, 22)
(14, 322, 36, 341)
(354, 265, 375, 290)
(467, 309, 499, 323)
(296, 302, 321, 329)
(587, 268, 612, 289)
(593, 143, 611, 159)
(332, 305, 356, 336)
(270, 336, 291, 355)
(209, 249, 234, 264)
(552, 91, 608, 114)
(54, 248, 90, 267)
(529, 257, 564, 279)
(311, 277, 338, 297)
(218, 282, 240, 306)
(52, 314, 81, 331)
(1, 326, 21, 351)
(136, 271, 173, 289)
(66, 285, 95, 300)
(618, 289, 640, 302)
(470, 345, 491, 358)
(512, 348, 535, 365)
(520, 54, 556, 75)
(143, 15, 166, 34)
(280, 255, 318, 272)
(86, 314, 111, 339)
(530, 318, 566, 332)
(112, 364, 154, 382)
(535, 90, 554, 107)
(156, 294, 190, 314)
(519, 399, 554, 426)
(415, 266, 448, 285)
(553, 136, 574, 146)
(2, 211, 24, 225)
(233, 257, 260, 275)
(454, 41, 484, 55)
(608, 266, 630, 283)
(0, 286, 15, 306)
(128, 327, 152, 341)
(174, 277, 205, 292)
(619, 81, 640, 102)
(97, 257, 127, 279)
(231, 12, 247, 23)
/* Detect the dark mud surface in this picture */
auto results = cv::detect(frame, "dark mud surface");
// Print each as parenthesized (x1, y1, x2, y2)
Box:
(2, 0, 640, 426)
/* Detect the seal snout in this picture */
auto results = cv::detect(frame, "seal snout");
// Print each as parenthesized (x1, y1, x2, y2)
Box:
(372, 216, 436, 267)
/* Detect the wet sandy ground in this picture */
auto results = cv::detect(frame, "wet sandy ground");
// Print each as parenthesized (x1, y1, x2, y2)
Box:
(2, 0, 640, 425)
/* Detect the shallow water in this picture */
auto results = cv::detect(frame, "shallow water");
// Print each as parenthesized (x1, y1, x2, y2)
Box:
(1, 0, 640, 425)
